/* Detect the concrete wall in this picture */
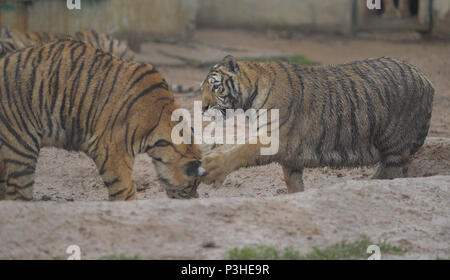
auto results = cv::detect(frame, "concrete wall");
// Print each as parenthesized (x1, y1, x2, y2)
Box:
(0, 0, 448, 39)
(0, 0, 198, 40)
(196, 0, 354, 34)
(432, 0, 450, 38)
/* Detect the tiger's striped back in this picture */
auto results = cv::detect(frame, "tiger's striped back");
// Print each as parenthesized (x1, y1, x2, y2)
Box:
(0, 27, 134, 61)
(0, 39, 17, 59)
(1, 27, 59, 49)
(0, 27, 58, 58)
(70, 29, 134, 61)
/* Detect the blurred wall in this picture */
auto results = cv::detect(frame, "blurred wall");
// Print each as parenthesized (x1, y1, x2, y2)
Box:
(432, 0, 450, 38)
(0, 0, 198, 40)
(196, 0, 354, 34)
(0, 0, 448, 39)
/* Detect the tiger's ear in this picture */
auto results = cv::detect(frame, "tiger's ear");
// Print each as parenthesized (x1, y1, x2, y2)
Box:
(221, 55, 239, 73)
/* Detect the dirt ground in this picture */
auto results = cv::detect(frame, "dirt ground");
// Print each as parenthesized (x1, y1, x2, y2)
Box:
(0, 30, 449, 259)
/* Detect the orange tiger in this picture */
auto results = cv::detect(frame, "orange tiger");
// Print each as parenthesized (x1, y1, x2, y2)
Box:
(0, 39, 203, 201)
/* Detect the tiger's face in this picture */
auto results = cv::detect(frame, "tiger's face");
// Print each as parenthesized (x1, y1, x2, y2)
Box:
(145, 101, 205, 199)
(149, 141, 203, 199)
(201, 55, 247, 116)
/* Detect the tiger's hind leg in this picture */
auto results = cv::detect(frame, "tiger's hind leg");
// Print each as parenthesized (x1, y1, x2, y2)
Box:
(3, 156, 38, 201)
(0, 158, 5, 201)
(282, 166, 304, 193)
(372, 164, 405, 179)
(0, 144, 4, 200)
(372, 150, 410, 180)
(91, 148, 137, 201)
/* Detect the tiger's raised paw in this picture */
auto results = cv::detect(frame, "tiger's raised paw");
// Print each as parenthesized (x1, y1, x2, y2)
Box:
(201, 152, 234, 188)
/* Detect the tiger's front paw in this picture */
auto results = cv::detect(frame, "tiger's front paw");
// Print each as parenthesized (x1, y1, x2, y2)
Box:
(201, 152, 233, 188)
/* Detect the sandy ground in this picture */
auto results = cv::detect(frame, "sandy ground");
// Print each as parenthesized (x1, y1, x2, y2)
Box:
(0, 30, 449, 259)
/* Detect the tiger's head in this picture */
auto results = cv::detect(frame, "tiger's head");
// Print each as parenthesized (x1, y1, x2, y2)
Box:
(143, 96, 205, 199)
(201, 55, 253, 116)
(149, 140, 204, 199)
(124, 62, 207, 199)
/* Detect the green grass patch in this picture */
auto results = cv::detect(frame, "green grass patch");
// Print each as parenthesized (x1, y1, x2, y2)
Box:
(47, 256, 64, 260)
(101, 253, 142, 260)
(228, 235, 406, 260)
(240, 54, 316, 66)
(228, 245, 303, 260)
(306, 235, 406, 260)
